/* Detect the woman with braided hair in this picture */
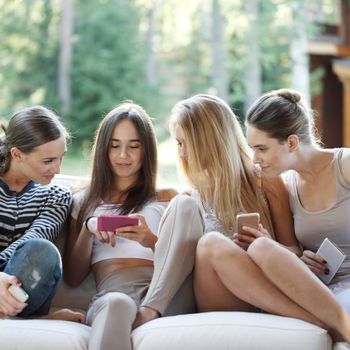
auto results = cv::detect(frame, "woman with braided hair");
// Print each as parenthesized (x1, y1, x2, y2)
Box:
(0, 105, 83, 322)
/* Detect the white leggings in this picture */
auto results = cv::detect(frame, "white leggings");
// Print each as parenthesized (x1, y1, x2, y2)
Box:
(86, 195, 204, 350)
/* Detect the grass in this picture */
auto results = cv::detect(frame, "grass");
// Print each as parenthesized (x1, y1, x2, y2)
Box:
(61, 139, 184, 188)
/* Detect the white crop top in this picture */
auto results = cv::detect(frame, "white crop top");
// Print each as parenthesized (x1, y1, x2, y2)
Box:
(71, 190, 168, 264)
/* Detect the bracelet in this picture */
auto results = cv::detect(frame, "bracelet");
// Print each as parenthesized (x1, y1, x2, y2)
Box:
(84, 216, 95, 231)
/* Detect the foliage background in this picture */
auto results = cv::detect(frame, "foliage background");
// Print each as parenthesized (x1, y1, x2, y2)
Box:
(0, 0, 338, 184)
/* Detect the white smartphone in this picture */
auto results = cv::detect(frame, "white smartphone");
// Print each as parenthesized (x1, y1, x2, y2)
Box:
(8, 284, 29, 303)
(316, 238, 345, 285)
(235, 213, 260, 235)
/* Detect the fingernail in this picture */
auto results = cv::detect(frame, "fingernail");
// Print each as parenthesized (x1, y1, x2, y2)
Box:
(325, 269, 330, 275)
(16, 279, 21, 285)
(323, 260, 327, 264)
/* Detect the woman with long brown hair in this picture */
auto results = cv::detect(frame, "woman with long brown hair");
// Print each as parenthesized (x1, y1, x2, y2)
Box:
(65, 102, 203, 350)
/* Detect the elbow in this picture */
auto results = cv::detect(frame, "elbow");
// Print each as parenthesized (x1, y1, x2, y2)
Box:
(63, 262, 86, 287)
(63, 269, 81, 287)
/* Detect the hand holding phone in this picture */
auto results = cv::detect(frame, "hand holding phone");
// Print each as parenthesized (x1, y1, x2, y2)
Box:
(235, 213, 260, 235)
(97, 215, 139, 232)
(316, 238, 345, 285)
(8, 284, 29, 303)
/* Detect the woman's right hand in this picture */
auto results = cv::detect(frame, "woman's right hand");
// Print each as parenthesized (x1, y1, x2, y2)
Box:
(300, 250, 329, 276)
(0, 272, 27, 317)
(85, 217, 118, 247)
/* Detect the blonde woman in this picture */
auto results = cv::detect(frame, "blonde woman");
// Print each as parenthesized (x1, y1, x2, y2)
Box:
(170, 94, 350, 342)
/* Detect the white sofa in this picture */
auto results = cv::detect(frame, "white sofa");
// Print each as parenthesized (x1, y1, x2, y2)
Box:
(0, 174, 349, 350)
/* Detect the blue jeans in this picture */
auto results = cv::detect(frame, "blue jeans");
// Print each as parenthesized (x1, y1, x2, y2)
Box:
(4, 238, 62, 317)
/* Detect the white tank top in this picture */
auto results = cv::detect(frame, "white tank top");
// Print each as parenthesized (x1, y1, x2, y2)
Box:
(71, 190, 168, 264)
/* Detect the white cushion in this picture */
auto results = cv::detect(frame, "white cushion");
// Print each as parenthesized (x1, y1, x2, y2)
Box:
(132, 312, 332, 350)
(0, 318, 90, 350)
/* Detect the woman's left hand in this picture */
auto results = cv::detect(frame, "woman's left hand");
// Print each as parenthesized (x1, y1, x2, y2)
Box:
(115, 214, 157, 250)
(233, 224, 272, 250)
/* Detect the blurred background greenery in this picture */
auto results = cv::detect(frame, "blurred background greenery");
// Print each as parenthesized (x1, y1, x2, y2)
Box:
(0, 0, 338, 186)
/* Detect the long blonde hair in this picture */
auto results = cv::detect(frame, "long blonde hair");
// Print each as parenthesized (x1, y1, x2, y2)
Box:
(170, 94, 274, 236)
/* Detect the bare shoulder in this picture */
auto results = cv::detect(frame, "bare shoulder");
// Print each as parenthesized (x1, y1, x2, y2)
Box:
(155, 187, 179, 202)
(261, 174, 286, 199)
(340, 148, 350, 184)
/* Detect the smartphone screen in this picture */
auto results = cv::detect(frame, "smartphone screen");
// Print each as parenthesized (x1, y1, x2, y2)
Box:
(97, 215, 139, 232)
(236, 213, 260, 234)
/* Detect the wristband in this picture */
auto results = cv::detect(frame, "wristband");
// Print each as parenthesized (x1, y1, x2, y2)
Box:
(85, 216, 95, 231)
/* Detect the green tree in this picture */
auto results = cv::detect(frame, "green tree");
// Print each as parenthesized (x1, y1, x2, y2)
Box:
(68, 0, 150, 151)
(0, 0, 59, 116)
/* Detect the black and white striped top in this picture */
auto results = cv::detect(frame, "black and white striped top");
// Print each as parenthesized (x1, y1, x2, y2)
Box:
(0, 180, 72, 269)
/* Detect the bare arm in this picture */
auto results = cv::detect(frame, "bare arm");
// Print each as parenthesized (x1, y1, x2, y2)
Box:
(155, 188, 178, 202)
(262, 175, 301, 255)
(64, 214, 94, 287)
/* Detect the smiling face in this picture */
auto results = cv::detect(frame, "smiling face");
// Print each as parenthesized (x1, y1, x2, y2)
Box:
(108, 118, 143, 187)
(246, 125, 291, 177)
(14, 136, 67, 185)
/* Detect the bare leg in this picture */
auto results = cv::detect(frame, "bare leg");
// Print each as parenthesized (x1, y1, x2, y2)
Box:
(248, 237, 350, 342)
(194, 232, 325, 327)
(194, 233, 255, 313)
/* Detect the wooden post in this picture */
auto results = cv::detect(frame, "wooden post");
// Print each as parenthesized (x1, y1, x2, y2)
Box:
(333, 59, 350, 147)
(339, 0, 350, 45)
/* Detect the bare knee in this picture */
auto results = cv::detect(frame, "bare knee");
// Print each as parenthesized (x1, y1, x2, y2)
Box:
(247, 237, 278, 267)
(196, 231, 241, 265)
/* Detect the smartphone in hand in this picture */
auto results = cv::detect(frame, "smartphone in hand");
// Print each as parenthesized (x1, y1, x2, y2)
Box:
(316, 238, 345, 285)
(97, 215, 139, 232)
(235, 213, 260, 235)
(8, 285, 29, 303)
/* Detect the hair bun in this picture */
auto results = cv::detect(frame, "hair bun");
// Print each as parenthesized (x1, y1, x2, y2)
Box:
(276, 89, 301, 103)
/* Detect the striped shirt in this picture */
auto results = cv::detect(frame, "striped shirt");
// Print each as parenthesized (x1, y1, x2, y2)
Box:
(0, 179, 72, 269)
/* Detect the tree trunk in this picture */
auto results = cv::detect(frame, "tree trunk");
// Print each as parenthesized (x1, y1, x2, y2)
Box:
(58, 0, 74, 114)
(211, 0, 229, 101)
(244, 0, 261, 113)
(290, 0, 310, 106)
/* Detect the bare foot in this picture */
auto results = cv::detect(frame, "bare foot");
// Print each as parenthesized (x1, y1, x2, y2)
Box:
(132, 306, 160, 329)
(41, 308, 85, 323)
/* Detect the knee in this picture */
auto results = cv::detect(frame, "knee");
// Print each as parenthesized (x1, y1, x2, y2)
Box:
(17, 239, 61, 267)
(100, 293, 137, 318)
(196, 232, 239, 263)
(171, 195, 201, 218)
(167, 195, 204, 239)
(247, 237, 276, 265)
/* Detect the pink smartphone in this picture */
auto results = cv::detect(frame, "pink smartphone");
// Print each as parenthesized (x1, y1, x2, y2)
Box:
(235, 213, 260, 234)
(97, 215, 139, 232)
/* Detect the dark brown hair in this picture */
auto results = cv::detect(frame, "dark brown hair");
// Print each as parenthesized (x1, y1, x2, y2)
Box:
(77, 102, 157, 228)
(246, 89, 318, 144)
(0, 105, 69, 175)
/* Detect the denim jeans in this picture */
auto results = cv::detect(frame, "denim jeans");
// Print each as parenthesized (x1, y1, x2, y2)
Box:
(4, 238, 62, 317)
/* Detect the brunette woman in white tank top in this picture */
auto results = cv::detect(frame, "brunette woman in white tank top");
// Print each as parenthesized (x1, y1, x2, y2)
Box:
(246, 88, 350, 342)
(64, 103, 203, 350)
